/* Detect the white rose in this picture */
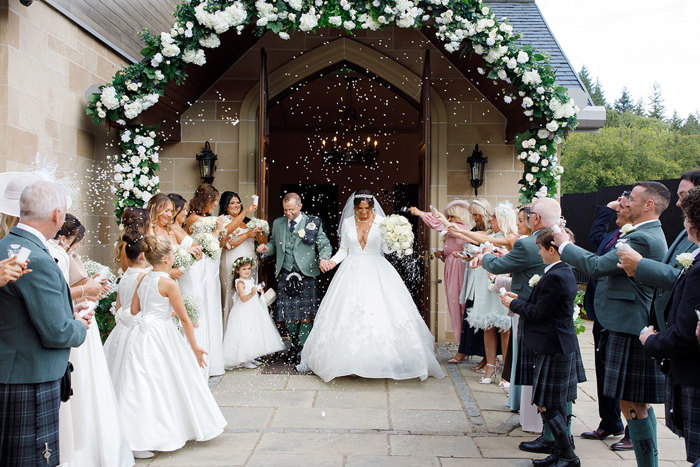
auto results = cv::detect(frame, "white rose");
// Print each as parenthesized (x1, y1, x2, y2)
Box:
(517, 51, 529, 63)
(528, 274, 540, 287)
(328, 16, 342, 26)
(525, 173, 534, 182)
(537, 129, 550, 139)
(504, 95, 512, 104)
(497, 69, 507, 80)
(546, 121, 559, 132)
(278, 31, 290, 40)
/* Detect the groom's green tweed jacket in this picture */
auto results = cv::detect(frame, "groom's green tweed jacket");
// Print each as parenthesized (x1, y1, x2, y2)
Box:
(634, 229, 697, 331)
(262, 212, 332, 278)
(560, 220, 667, 335)
(0, 227, 86, 384)
(482, 231, 545, 298)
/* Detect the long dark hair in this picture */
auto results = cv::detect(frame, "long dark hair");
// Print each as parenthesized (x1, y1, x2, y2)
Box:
(168, 193, 187, 223)
(219, 191, 250, 223)
(188, 184, 218, 216)
(56, 213, 85, 244)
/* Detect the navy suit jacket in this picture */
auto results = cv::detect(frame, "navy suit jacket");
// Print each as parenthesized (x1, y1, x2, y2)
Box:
(583, 206, 618, 323)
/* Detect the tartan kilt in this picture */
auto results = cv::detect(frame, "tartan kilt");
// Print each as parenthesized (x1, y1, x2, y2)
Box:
(677, 385, 700, 463)
(665, 378, 683, 437)
(0, 379, 61, 467)
(603, 331, 664, 403)
(274, 271, 320, 322)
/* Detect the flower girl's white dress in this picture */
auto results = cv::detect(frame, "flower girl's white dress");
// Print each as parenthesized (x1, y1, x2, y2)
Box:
(222, 278, 285, 368)
(116, 271, 227, 452)
(103, 265, 151, 394)
(298, 216, 445, 382)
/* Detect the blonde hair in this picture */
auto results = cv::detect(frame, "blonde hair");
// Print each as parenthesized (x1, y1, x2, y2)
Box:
(142, 234, 173, 266)
(469, 198, 493, 229)
(494, 202, 518, 237)
(0, 213, 18, 239)
(147, 193, 174, 232)
(445, 205, 470, 225)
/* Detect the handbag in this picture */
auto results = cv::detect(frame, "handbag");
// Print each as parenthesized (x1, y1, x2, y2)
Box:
(263, 288, 277, 306)
(60, 361, 74, 402)
(284, 272, 304, 297)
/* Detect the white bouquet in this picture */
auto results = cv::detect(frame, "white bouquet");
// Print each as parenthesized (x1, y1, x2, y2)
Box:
(247, 217, 270, 236)
(192, 232, 221, 260)
(83, 258, 117, 287)
(173, 244, 195, 271)
(173, 295, 201, 333)
(190, 216, 218, 235)
(379, 214, 414, 258)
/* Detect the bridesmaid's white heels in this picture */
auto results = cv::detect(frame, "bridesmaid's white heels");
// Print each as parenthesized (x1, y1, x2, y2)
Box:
(479, 363, 497, 384)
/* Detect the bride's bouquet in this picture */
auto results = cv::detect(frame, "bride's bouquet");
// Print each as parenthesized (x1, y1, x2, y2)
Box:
(380, 214, 414, 257)
(190, 216, 218, 235)
(192, 232, 222, 260)
(173, 244, 195, 271)
(173, 295, 201, 334)
(246, 217, 270, 236)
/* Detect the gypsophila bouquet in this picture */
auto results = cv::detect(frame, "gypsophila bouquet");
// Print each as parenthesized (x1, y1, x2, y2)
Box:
(193, 232, 221, 260)
(247, 217, 270, 236)
(173, 295, 201, 334)
(379, 215, 414, 258)
(173, 244, 195, 271)
(83, 259, 117, 287)
(191, 216, 218, 235)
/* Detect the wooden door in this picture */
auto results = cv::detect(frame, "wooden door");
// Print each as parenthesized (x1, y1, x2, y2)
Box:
(417, 49, 431, 322)
(257, 48, 270, 218)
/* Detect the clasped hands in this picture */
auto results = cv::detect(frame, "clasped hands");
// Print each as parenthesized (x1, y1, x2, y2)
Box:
(319, 259, 336, 273)
(499, 291, 517, 314)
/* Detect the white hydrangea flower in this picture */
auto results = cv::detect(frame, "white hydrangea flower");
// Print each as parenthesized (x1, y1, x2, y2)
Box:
(522, 69, 542, 85)
(198, 34, 221, 48)
(328, 16, 342, 26)
(124, 100, 144, 120)
(299, 8, 318, 31)
(100, 86, 120, 110)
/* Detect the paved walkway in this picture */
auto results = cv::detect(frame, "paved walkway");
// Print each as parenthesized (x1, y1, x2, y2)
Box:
(136, 326, 688, 466)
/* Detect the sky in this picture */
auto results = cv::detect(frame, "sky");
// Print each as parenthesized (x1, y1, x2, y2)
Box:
(536, 0, 700, 119)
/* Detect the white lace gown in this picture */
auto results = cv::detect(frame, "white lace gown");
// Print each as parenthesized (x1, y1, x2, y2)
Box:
(202, 254, 225, 376)
(299, 216, 445, 382)
(222, 278, 285, 368)
(220, 226, 257, 330)
(115, 271, 227, 452)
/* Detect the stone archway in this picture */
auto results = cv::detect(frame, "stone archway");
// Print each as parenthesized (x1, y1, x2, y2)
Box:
(235, 37, 449, 334)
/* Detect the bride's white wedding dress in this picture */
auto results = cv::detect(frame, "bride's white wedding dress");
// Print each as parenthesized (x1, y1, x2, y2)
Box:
(299, 215, 445, 382)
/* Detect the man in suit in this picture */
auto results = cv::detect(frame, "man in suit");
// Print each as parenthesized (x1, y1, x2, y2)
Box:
(257, 192, 332, 364)
(554, 181, 671, 467)
(580, 194, 632, 450)
(0, 181, 89, 467)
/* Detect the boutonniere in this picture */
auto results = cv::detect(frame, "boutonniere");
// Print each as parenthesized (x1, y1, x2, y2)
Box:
(298, 229, 306, 238)
(528, 274, 541, 288)
(306, 222, 317, 231)
(619, 224, 635, 237)
(676, 253, 694, 273)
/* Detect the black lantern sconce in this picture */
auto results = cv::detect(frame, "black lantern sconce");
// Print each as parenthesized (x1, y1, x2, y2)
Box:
(196, 141, 217, 184)
(467, 144, 488, 196)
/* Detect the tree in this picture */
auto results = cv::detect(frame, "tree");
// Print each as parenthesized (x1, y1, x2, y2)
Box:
(632, 98, 646, 117)
(648, 82, 666, 120)
(669, 111, 684, 130)
(614, 87, 634, 114)
(578, 66, 594, 95)
(578, 66, 607, 107)
(682, 113, 700, 135)
(590, 78, 607, 107)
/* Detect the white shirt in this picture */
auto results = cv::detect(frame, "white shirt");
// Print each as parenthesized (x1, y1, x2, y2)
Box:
(544, 261, 562, 274)
(16, 222, 48, 249)
(288, 213, 303, 231)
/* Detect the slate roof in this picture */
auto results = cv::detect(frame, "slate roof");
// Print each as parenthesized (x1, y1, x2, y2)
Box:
(485, 0, 592, 105)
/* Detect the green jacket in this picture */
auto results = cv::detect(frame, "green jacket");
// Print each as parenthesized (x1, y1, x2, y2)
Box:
(635, 229, 697, 331)
(262, 213, 332, 277)
(560, 220, 667, 335)
(0, 227, 86, 384)
(481, 231, 545, 298)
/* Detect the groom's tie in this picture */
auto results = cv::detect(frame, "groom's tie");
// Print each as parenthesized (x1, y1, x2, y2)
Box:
(289, 220, 296, 234)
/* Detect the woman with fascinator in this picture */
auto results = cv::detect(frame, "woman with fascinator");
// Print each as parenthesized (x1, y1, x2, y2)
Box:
(298, 190, 444, 382)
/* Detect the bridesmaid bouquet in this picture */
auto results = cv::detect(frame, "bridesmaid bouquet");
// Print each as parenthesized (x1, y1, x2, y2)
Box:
(379, 214, 414, 257)
(192, 232, 222, 260)
(173, 295, 201, 333)
(247, 217, 270, 236)
(190, 216, 218, 235)
(173, 244, 195, 271)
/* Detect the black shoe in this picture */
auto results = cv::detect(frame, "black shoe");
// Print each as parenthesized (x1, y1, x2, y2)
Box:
(532, 453, 559, 467)
(519, 436, 555, 454)
(552, 456, 580, 467)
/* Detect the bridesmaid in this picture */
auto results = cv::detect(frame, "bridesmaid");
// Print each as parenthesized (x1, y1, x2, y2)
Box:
(147, 193, 182, 280)
(218, 191, 265, 329)
(114, 207, 150, 272)
(185, 184, 228, 377)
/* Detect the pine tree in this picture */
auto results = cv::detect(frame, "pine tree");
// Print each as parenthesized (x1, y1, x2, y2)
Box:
(633, 98, 646, 117)
(614, 87, 634, 114)
(669, 111, 683, 130)
(648, 82, 666, 120)
(590, 78, 607, 107)
(682, 112, 700, 135)
(578, 66, 594, 96)
(578, 66, 607, 107)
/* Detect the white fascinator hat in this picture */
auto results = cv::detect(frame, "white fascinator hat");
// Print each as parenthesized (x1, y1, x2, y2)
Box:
(0, 170, 72, 217)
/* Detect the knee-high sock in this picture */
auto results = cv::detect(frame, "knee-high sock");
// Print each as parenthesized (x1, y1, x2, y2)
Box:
(542, 401, 573, 441)
(648, 406, 657, 437)
(627, 415, 658, 467)
(541, 407, 576, 460)
(298, 321, 313, 348)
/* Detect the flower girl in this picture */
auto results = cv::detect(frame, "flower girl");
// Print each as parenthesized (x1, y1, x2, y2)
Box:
(223, 257, 284, 369)
(116, 235, 226, 454)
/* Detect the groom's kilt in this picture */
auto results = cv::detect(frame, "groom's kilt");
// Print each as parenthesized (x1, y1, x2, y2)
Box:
(274, 271, 319, 321)
(603, 331, 664, 403)
(0, 379, 61, 467)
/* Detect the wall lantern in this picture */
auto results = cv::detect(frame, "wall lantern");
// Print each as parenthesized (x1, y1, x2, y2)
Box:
(196, 141, 217, 184)
(467, 144, 488, 196)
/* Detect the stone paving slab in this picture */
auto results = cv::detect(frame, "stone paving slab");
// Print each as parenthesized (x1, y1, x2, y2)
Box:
(345, 455, 441, 466)
(270, 407, 391, 430)
(314, 388, 387, 408)
(388, 434, 480, 457)
(255, 432, 389, 456)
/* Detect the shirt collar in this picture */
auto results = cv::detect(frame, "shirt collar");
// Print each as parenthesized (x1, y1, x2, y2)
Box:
(544, 260, 562, 274)
(692, 249, 700, 260)
(289, 213, 303, 225)
(16, 222, 49, 249)
(632, 219, 657, 229)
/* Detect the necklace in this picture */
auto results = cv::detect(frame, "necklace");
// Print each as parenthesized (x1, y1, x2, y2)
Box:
(355, 215, 374, 223)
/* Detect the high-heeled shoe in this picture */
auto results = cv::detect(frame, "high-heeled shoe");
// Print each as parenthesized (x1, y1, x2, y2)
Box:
(448, 353, 466, 364)
(472, 358, 486, 373)
(479, 364, 497, 384)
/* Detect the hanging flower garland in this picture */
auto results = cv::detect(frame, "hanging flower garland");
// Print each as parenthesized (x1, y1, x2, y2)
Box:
(86, 0, 578, 212)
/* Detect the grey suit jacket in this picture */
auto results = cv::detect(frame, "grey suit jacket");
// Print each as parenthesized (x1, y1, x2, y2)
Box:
(482, 231, 544, 297)
(634, 229, 697, 331)
(0, 227, 86, 384)
(560, 220, 667, 335)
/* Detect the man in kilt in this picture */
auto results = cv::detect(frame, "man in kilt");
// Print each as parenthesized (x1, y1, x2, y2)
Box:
(554, 181, 671, 467)
(641, 185, 700, 464)
(502, 228, 586, 467)
(0, 181, 88, 466)
(257, 192, 332, 364)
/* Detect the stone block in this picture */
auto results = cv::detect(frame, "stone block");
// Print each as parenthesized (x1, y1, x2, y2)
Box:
(441, 459, 532, 467)
(214, 369, 288, 391)
(172, 158, 205, 193)
(76, 128, 94, 159)
(287, 374, 387, 392)
(434, 79, 486, 103)
(6, 125, 38, 164)
(205, 77, 257, 102)
(0, 46, 7, 87)
(149, 433, 259, 466)
(68, 61, 90, 96)
(314, 389, 387, 409)
(471, 102, 507, 124)
(473, 435, 544, 460)
(181, 119, 239, 143)
(346, 455, 441, 466)
(388, 384, 462, 410)
(219, 407, 274, 430)
(213, 389, 315, 408)
(270, 407, 390, 430)
(246, 453, 343, 467)
(214, 142, 240, 171)
(447, 170, 470, 196)
(255, 432, 388, 456)
(389, 434, 480, 457)
(390, 409, 470, 434)
(4, 10, 20, 49)
(446, 102, 472, 124)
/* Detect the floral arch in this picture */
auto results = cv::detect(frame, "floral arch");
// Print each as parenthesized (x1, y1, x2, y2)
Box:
(85, 0, 579, 219)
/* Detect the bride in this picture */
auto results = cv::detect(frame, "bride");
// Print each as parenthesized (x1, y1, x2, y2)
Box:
(298, 190, 445, 382)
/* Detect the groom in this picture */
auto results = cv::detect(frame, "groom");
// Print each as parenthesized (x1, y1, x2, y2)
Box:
(257, 192, 332, 364)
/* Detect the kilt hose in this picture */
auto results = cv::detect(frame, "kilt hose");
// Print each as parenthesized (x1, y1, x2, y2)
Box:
(0, 379, 61, 467)
(274, 271, 319, 322)
(603, 331, 664, 403)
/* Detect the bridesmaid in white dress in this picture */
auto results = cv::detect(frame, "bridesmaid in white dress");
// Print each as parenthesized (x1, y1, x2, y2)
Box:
(218, 191, 265, 329)
(168, 193, 209, 379)
(117, 236, 227, 452)
(146, 193, 183, 281)
(185, 184, 228, 377)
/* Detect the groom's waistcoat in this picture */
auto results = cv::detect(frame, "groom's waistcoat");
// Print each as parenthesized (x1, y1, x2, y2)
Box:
(282, 221, 299, 272)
